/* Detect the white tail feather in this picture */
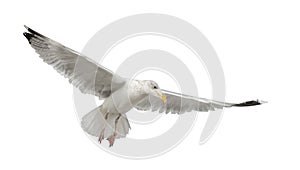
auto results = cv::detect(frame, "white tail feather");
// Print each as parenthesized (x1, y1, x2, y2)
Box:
(81, 106, 130, 139)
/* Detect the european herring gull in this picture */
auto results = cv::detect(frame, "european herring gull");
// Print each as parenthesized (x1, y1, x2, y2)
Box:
(23, 25, 266, 146)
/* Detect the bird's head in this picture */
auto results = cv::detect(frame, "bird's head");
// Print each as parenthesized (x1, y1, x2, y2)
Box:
(143, 80, 166, 103)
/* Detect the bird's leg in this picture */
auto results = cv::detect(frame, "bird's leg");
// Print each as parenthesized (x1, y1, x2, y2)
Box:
(107, 114, 121, 147)
(98, 128, 105, 143)
(98, 112, 109, 143)
(105, 112, 109, 119)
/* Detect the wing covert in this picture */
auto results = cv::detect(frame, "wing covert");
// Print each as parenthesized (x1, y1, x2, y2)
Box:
(23, 26, 126, 98)
(135, 89, 265, 114)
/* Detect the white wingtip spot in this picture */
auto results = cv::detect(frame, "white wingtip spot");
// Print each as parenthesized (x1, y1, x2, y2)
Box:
(258, 100, 268, 104)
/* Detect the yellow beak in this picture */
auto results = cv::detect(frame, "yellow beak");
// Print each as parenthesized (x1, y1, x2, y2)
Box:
(157, 91, 167, 103)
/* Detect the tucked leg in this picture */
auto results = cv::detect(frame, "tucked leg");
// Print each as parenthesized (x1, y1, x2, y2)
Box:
(98, 128, 105, 143)
(98, 112, 109, 144)
(107, 114, 121, 147)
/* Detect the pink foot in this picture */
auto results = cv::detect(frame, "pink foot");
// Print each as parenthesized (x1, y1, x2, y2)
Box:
(98, 129, 105, 143)
(107, 133, 116, 147)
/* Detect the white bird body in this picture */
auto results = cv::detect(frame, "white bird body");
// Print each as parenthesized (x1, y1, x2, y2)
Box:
(101, 80, 147, 114)
(23, 25, 266, 147)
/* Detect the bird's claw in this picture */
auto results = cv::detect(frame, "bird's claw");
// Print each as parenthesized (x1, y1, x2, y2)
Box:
(98, 129, 116, 147)
(98, 129, 105, 143)
(107, 133, 116, 147)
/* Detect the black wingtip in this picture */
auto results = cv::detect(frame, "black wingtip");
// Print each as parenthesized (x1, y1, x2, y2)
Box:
(23, 32, 33, 44)
(23, 25, 45, 38)
(233, 100, 267, 107)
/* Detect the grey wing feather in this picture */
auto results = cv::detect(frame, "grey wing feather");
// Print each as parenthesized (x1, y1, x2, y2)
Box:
(23, 25, 126, 99)
(135, 89, 266, 114)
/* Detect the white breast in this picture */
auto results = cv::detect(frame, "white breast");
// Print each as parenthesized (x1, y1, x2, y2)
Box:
(101, 80, 147, 114)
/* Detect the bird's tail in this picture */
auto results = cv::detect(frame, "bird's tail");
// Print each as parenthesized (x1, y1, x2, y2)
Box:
(81, 106, 130, 139)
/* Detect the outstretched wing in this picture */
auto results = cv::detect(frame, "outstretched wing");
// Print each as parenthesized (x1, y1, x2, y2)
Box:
(135, 89, 266, 114)
(23, 25, 126, 99)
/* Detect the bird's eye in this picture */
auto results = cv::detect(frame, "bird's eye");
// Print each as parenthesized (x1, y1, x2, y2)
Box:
(153, 86, 157, 89)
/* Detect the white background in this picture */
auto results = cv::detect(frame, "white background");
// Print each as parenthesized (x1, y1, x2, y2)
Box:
(1, 0, 299, 169)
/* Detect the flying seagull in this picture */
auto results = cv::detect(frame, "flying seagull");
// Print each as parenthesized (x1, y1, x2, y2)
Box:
(23, 25, 266, 147)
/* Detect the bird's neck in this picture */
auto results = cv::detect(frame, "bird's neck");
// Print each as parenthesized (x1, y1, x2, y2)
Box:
(127, 80, 148, 104)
